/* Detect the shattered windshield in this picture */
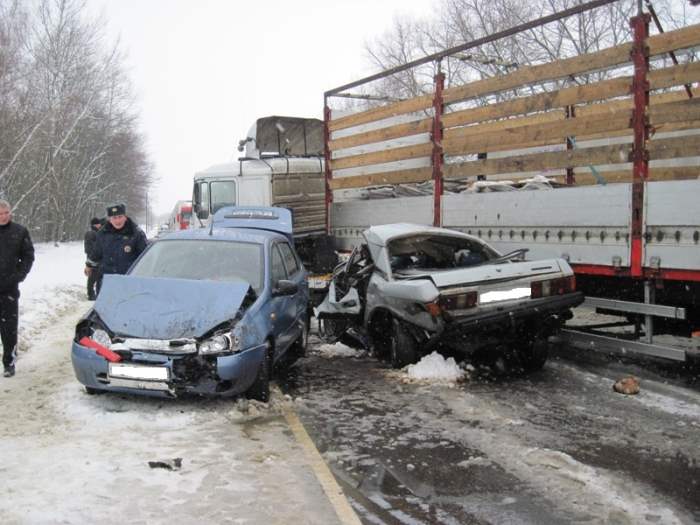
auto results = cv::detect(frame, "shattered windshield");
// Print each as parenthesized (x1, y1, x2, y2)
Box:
(131, 239, 263, 292)
(388, 234, 499, 275)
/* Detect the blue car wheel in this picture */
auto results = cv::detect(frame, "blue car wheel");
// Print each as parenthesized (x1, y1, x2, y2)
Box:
(291, 316, 310, 357)
(246, 342, 271, 402)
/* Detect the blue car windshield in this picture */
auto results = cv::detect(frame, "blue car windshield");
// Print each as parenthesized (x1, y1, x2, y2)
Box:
(130, 239, 263, 293)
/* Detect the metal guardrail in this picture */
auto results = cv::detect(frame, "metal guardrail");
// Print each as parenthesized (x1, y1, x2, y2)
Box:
(565, 292, 697, 361)
(560, 329, 688, 361)
(584, 297, 686, 319)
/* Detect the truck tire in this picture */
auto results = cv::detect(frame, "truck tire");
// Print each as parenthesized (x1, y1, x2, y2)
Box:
(246, 343, 271, 402)
(519, 337, 549, 372)
(390, 318, 418, 369)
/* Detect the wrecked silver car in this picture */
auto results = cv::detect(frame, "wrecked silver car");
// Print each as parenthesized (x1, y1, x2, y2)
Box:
(316, 223, 583, 370)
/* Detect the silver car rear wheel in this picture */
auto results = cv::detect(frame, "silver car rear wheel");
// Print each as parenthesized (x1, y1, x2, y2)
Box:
(519, 337, 549, 372)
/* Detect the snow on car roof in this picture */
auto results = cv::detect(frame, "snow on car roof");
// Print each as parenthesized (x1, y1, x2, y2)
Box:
(363, 223, 476, 246)
(156, 226, 284, 244)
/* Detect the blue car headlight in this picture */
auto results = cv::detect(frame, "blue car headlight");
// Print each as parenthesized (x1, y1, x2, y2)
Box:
(198, 333, 240, 355)
(90, 328, 113, 348)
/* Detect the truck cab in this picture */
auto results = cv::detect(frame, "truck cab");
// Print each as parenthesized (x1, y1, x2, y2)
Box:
(191, 116, 324, 230)
(191, 116, 336, 295)
(192, 169, 272, 227)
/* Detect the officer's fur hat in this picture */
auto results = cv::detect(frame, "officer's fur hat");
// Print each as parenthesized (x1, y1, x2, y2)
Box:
(106, 203, 126, 217)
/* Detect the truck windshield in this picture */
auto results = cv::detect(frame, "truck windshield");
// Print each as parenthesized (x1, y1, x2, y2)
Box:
(210, 181, 236, 214)
(130, 239, 263, 293)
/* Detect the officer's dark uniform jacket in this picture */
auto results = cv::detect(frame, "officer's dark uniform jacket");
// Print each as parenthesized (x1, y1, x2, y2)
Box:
(0, 221, 35, 295)
(93, 218, 148, 275)
(84, 224, 100, 268)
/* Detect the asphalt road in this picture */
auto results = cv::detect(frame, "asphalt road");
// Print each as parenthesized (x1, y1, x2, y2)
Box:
(282, 335, 700, 525)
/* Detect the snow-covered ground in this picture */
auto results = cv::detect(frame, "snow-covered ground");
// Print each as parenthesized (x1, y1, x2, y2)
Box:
(1, 243, 342, 524)
(405, 352, 465, 382)
(16, 242, 86, 355)
(6, 243, 699, 523)
(314, 341, 366, 359)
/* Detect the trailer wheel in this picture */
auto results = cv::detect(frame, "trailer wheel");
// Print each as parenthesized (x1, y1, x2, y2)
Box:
(519, 337, 549, 372)
(390, 318, 418, 369)
(246, 342, 271, 403)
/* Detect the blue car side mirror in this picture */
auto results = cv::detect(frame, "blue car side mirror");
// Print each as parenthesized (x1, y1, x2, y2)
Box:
(273, 280, 298, 297)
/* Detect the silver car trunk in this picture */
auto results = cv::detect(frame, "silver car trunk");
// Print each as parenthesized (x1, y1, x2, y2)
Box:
(424, 259, 564, 288)
(394, 259, 562, 286)
(393, 259, 566, 311)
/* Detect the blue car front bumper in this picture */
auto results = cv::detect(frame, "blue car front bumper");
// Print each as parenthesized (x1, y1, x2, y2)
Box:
(71, 340, 267, 398)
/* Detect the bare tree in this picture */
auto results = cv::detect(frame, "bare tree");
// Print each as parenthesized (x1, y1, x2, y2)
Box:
(356, 0, 697, 107)
(0, 0, 154, 241)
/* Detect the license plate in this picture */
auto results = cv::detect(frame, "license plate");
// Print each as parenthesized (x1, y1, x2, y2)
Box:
(480, 287, 531, 304)
(309, 274, 332, 289)
(108, 378, 172, 392)
(109, 363, 169, 381)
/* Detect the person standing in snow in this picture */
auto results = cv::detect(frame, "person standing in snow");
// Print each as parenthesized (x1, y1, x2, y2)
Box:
(83, 217, 103, 300)
(92, 204, 147, 295)
(0, 199, 35, 378)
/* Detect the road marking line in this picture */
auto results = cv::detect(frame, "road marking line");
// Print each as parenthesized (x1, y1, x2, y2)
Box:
(277, 388, 362, 525)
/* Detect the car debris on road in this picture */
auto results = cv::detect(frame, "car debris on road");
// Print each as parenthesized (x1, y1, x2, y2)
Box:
(613, 376, 641, 395)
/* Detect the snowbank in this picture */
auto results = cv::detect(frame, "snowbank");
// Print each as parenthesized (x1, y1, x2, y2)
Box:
(405, 351, 465, 382)
(314, 341, 366, 359)
(17, 242, 88, 356)
(20, 241, 86, 296)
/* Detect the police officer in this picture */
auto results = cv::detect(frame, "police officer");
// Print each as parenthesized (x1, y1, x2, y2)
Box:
(92, 204, 147, 294)
(84, 217, 103, 300)
(0, 199, 35, 377)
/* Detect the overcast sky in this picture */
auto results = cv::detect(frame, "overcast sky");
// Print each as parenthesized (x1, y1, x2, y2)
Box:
(87, 0, 436, 215)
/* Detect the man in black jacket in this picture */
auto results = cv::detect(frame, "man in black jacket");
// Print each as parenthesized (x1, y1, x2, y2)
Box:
(91, 204, 147, 294)
(0, 199, 35, 377)
(84, 217, 103, 300)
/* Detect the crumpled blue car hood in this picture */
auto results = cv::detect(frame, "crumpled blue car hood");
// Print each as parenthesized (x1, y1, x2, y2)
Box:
(95, 275, 251, 339)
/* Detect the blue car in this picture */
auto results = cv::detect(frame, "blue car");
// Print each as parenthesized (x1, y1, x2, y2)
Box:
(71, 207, 309, 401)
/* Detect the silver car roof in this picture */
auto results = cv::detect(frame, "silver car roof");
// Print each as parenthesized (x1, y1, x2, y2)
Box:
(362, 223, 478, 247)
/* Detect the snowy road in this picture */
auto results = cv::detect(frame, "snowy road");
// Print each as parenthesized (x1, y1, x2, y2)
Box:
(2, 243, 699, 524)
(286, 338, 700, 524)
(0, 243, 345, 524)
(0, 303, 342, 524)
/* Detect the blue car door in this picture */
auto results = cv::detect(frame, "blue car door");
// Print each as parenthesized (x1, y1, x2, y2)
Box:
(278, 241, 307, 335)
(269, 243, 295, 353)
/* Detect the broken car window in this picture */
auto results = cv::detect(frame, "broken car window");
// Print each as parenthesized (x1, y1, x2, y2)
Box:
(388, 235, 498, 274)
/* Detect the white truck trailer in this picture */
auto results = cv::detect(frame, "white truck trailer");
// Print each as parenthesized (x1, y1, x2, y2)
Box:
(321, 1, 700, 362)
